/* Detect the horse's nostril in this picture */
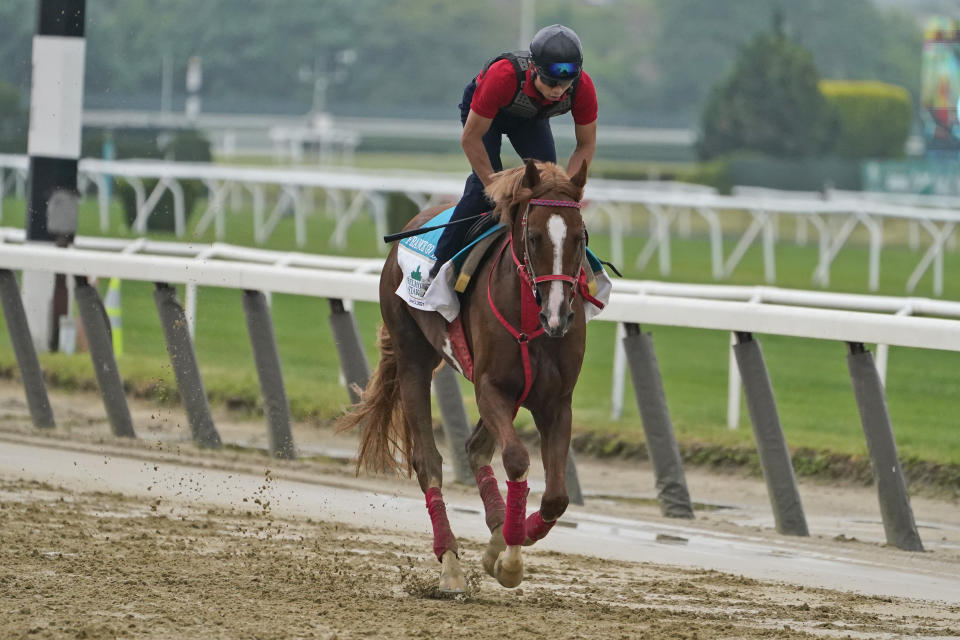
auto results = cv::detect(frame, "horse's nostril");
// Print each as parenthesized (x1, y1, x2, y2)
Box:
(567, 311, 575, 324)
(539, 312, 548, 325)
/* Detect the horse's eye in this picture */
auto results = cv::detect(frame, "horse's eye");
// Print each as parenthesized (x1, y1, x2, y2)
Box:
(528, 233, 541, 248)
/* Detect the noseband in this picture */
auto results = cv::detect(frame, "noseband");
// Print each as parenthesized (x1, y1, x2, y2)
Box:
(514, 198, 584, 307)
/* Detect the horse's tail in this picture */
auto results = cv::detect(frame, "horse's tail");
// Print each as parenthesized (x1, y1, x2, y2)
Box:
(336, 324, 412, 476)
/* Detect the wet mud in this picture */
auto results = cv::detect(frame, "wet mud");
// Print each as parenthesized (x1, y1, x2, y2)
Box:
(2, 476, 959, 640)
(2, 382, 959, 638)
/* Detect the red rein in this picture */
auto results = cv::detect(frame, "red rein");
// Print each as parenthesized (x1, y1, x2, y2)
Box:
(486, 197, 587, 418)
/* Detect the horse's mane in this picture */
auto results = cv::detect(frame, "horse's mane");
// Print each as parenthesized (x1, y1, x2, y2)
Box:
(484, 161, 583, 227)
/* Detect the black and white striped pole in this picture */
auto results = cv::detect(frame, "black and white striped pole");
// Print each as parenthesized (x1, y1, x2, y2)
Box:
(22, 0, 86, 352)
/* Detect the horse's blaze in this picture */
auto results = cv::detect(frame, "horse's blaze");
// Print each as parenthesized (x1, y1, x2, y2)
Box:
(544, 214, 569, 330)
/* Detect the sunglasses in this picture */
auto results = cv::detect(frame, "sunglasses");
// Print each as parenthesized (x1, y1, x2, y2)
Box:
(545, 62, 580, 77)
(540, 61, 580, 82)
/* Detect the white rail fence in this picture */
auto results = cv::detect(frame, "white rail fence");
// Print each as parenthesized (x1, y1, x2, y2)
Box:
(2, 155, 959, 295)
(3, 228, 959, 432)
(604, 280, 960, 425)
(0, 238, 954, 549)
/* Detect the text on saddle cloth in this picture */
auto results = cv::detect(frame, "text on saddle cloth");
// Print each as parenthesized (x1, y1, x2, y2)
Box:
(396, 207, 506, 320)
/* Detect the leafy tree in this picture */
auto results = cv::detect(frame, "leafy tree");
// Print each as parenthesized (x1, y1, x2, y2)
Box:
(787, 0, 921, 101)
(537, 0, 657, 124)
(696, 15, 838, 160)
(0, 4, 32, 91)
(340, 0, 508, 117)
(0, 1, 927, 126)
(649, 0, 920, 125)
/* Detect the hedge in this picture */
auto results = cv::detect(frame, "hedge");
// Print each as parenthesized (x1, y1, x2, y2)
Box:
(820, 81, 912, 159)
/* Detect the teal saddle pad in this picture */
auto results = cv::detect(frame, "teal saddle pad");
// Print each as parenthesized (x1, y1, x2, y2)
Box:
(399, 207, 504, 268)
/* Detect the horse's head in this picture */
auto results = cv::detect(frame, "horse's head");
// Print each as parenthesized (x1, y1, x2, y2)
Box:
(487, 159, 588, 338)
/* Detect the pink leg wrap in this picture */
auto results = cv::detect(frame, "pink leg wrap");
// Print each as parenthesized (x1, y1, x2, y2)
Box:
(524, 510, 556, 543)
(502, 480, 529, 546)
(425, 487, 457, 562)
(475, 465, 505, 531)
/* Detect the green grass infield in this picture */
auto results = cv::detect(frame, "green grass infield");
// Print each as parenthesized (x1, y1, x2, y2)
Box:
(1, 177, 958, 483)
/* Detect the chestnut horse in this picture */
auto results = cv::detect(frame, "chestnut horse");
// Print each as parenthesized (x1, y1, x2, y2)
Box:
(339, 159, 590, 592)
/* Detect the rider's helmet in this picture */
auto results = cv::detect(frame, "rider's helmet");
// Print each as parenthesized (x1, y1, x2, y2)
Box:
(529, 24, 583, 86)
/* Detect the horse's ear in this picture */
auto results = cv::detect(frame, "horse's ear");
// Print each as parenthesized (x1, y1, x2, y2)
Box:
(522, 158, 540, 189)
(570, 161, 588, 190)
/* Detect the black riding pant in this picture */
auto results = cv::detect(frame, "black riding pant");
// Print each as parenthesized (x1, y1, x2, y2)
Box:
(432, 79, 557, 267)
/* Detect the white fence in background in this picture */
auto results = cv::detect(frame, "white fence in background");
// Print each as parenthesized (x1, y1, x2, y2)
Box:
(1, 155, 959, 296)
(2, 229, 959, 430)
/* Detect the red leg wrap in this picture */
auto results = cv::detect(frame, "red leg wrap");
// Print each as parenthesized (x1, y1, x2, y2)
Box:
(475, 465, 505, 531)
(425, 487, 457, 562)
(524, 510, 556, 543)
(502, 480, 529, 546)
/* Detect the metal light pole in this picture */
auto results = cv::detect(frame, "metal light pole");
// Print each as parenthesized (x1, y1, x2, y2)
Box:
(300, 49, 356, 117)
(519, 0, 535, 49)
(185, 55, 202, 123)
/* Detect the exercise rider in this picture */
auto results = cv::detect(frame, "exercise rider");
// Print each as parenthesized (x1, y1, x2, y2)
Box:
(429, 23, 598, 278)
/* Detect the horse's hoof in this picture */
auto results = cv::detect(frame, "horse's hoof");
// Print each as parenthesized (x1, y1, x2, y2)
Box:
(482, 525, 507, 578)
(438, 550, 467, 593)
(494, 545, 523, 588)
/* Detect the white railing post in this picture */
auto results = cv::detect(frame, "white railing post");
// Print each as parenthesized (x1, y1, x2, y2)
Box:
(727, 331, 741, 430)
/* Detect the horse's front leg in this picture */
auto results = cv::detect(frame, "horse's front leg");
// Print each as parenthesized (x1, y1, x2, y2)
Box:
(465, 419, 508, 577)
(524, 398, 573, 545)
(476, 380, 530, 588)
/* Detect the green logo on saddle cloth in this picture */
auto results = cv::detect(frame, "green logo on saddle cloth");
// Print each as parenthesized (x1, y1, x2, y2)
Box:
(407, 264, 428, 300)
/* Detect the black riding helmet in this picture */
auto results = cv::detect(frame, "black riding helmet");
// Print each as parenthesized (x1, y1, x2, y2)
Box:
(529, 24, 583, 84)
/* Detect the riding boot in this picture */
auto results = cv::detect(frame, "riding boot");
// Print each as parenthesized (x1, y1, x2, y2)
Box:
(429, 217, 470, 279)
(433, 166, 495, 279)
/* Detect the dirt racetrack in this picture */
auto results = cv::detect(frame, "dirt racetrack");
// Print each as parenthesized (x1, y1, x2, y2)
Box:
(1, 383, 960, 639)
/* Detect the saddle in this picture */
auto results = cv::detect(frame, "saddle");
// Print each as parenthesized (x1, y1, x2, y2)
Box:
(451, 217, 506, 293)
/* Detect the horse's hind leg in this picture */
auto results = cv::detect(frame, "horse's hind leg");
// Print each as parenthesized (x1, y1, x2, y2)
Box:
(390, 314, 466, 592)
(465, 420, 506, 577)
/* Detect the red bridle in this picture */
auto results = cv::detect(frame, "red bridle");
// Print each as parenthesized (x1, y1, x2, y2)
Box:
(514, 198, 584, 307)
(486, 196, 586, 417)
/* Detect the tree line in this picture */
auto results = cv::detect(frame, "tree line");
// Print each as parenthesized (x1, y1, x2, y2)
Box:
(0, 0, 923, 126)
